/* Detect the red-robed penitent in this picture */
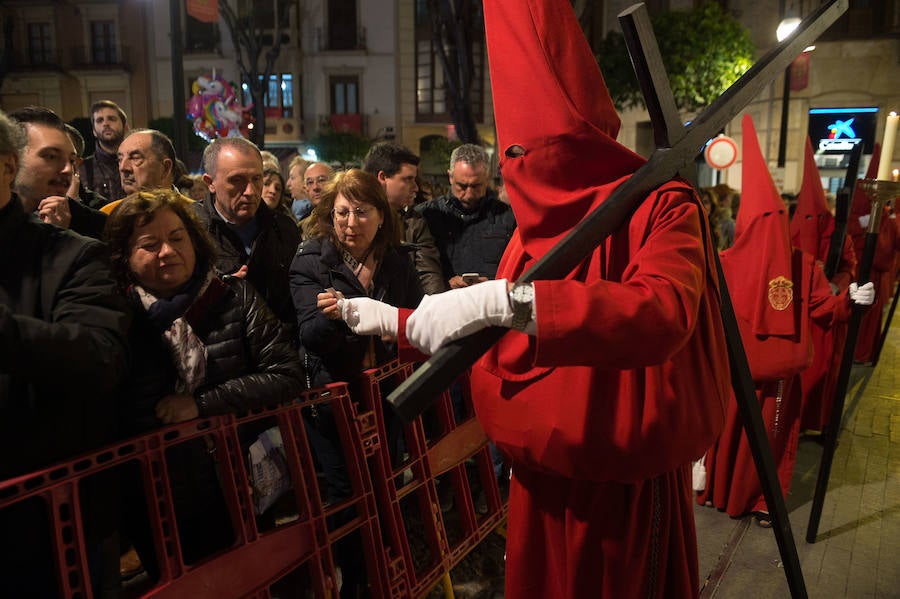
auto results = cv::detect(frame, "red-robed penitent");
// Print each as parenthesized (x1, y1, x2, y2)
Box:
(790, 136, 857, 431)
(468, 1, 731, 596)
(698, 115, 850, 518)
(847, 143, 900, 362)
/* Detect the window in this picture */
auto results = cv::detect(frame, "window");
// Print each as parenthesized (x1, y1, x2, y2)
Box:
(185, 14, 219, 52)
(91, 21, 117, 64)
(330, 76, 359, 115)
(27, 22, 53, 65)
(328, 0, 358, 50)
(820, 0, 898, 40)
(414, 0, 484, 123)
(264, 73, 294, 118)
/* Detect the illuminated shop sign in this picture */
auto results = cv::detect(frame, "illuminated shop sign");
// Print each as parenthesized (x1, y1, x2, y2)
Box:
(808, 107, 878, 154)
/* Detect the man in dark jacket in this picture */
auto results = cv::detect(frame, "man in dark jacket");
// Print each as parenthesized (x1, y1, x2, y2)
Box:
(10, 106, 108, 239)
(79, 99, 128, 202)
(364, 142, 447, 294)
(418, 143, 516, 288)
(0, 108, 132, 597)
(193, 137, 301, 329)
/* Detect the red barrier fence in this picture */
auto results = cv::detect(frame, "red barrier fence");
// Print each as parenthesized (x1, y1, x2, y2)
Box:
(0, 361, 507, 598)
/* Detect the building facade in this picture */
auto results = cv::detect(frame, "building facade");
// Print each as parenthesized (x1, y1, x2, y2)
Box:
(1, 0, 897, 190)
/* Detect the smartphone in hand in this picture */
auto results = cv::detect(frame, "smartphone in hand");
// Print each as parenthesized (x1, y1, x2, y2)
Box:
(461, 273, 481, 285)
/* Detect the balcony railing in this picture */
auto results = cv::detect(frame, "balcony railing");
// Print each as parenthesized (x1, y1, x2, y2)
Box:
(69, 45, 131, 69)
(8, 48, 65, 70)
(317, 113, 367, 137)
(7, 46, 131, 71)
(315, 27, 367, 52)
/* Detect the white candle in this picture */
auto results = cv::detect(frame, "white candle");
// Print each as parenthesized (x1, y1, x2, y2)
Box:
(877, 111, 899, 181)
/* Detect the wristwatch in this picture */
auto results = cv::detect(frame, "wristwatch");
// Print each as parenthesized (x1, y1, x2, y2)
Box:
(508, 282, 535, 331)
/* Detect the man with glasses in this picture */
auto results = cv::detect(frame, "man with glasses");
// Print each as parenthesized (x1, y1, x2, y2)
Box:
(418, 143, 516, 289)
(298, 162, 334, 238)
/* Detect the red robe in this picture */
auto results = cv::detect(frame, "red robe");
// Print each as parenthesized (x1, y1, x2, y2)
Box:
(474, 1, 731, 596)
(790, 137, 858, 430)
(797, 233, 855, 432)
(849, 205, 897, 361)
(698, 249, 849, 516)
(697, 115, 852, 518)
(847, 145, 898, 362)
(473, 181, 729, 598)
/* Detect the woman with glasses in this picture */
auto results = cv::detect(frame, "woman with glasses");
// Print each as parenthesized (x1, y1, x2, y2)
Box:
(289, 169, 422, 595)
(290, 168, 422, 386)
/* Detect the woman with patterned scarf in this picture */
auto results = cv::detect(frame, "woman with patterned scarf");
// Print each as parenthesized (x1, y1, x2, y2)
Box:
(104, 189, 304, 578)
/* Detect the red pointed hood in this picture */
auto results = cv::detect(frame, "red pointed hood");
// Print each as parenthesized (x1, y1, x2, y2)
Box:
(484, 0, 645, 258)
(790, 136, 833, 258)
(720, 114, 796, 338)
(851, 143, 881, 218)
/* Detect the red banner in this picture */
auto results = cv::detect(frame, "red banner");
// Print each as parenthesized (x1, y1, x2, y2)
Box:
(187, 0, 219, 24)
(790, 52, 810, 92)
(330, 113, 363, 134)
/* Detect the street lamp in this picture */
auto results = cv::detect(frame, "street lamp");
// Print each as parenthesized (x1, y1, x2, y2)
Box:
(776, 9, 801, 168)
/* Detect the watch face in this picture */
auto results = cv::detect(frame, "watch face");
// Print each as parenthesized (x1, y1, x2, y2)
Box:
(513, 283, 534, 303)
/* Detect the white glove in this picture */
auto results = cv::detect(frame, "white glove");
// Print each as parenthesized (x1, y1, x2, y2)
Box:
(849, 282, 875, 306)
(858, 214, 871, 228)
(407, 279, 513, 355)
(339, 297, 398, 337)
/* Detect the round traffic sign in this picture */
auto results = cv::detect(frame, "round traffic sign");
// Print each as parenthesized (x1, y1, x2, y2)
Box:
(704, 135, 739, 169)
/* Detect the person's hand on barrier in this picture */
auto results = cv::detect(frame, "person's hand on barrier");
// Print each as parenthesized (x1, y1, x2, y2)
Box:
(156, 394, 200, 424)
(407, 279, 513, 355)
(340, 296, 398, 338)
(849, 282, 875, 306)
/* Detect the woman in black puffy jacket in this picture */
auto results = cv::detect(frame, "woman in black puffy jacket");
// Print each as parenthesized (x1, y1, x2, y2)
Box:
(105, 189, 304, 575)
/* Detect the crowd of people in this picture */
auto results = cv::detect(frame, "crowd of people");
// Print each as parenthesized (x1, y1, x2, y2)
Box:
(1, 2, 897, 592)
(0, 99, 518, 597)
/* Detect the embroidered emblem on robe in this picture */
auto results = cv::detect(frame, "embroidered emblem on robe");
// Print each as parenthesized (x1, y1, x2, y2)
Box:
(767, 276, 794, 311)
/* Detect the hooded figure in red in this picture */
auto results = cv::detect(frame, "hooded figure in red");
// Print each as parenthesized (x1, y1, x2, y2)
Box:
(339, 0, 728, 595)
(846, 144, 899, 362)
(791, 137, 857, 430)
(698, 115, 851, 521)
(469, 0, 732, 596)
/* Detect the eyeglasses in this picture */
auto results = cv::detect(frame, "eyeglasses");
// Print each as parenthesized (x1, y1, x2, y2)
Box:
(305, 176, 330, 187)
(332, 207, 374, 222)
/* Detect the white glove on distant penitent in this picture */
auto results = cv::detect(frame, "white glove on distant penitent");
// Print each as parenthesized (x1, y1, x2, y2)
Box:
(339, 297, 399, 337)
(407, 279, 514, 355)
(858, 214, 871, 229)
(849, 282, 875, 306)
